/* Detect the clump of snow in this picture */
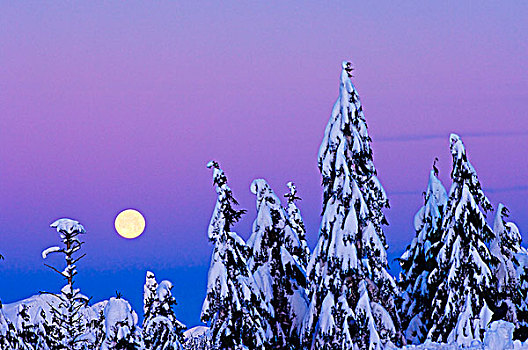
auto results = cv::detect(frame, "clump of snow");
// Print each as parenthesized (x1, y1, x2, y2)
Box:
(50, 218, 86, 235)
(484, 321, 515, 350)
(41, 246, 61, 259)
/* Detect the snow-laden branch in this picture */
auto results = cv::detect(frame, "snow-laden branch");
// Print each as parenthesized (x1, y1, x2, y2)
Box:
(42, 246, 61, 259)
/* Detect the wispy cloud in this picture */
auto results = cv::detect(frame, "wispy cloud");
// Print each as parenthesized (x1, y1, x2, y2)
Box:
(389, 185, 528, 196)
(376, 130, 528, 143)
(486, 185, 528, 194)
(388, 190, 422, 196)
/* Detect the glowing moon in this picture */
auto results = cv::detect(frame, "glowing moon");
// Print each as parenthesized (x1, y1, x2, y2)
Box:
(115, 209, 146, 239)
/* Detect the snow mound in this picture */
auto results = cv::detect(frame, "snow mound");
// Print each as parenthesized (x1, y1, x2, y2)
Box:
(394, 321, 528, 350)
(184, 326, 209, 340)
(184, 326, 211, 350)
(3, 291, 92, 324)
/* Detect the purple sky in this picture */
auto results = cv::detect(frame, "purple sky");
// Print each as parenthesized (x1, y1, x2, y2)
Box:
(1, 1, 527, 326)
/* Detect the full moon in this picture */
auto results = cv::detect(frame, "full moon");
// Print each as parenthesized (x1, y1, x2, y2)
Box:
(115, 209, 146, 239)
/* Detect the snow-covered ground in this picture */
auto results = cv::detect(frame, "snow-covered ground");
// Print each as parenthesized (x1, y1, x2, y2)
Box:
(180, 321, 528, 350)
(386, 321, 526, 350)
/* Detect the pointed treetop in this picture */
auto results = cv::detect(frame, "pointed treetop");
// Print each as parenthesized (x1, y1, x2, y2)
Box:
(284, 182, 302, 203)
(338, 61, 356, 98)
(426, 163, 448, 207)
(412, 162, 447, 234)
(498, 203, 510, 217)
(206, 160, 245, 241)
(318, 59, 375, 191)
(433, 157, 439, 177)
(342, 61, 354, 77)
(449, 133, 464, 156)
(250, 179, 284, 211)
(143, 271, 158, 314)
(249, 178, 287, 248)
(206, 160, 219, 169)
(448, 133, 492, 211)
(146, 270, 156, 282)
(207, 160, 227, 187)
(50, 218, 86, 235)
(449, 133, 472, 178)
(494, 203, 509, 232)
(494, 203, 522, 247)
(250, 178, 268, 197)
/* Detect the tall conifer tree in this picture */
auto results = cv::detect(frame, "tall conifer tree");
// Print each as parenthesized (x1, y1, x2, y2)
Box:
(143, 271, 186, 350)
(201, 161, 272, 350)
(101, 297, 141, 350)
(398, 162, 447, 344)
(284, 182, 311, 267)
(302, 62, 400, 350)
(41, 218, 91, 350)
(427, 134, 495, 345)
(247, 179, 308, 348)
(490, 204, 524, 329)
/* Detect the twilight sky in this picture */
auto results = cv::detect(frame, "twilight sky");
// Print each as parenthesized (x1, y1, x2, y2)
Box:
(1, 1, 527, 326)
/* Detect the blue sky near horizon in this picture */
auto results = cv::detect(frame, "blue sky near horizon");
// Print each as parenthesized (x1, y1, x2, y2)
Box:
(0, 1, 527, 327)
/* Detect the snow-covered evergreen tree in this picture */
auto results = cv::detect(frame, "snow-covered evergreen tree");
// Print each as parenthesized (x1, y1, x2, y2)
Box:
(490, 204, 525, 328)
(0, 303, 22, 349)
(201, 161, 273, 350)
(142, 271, 186, 350)
(144, 271, 158, 316)
(284, 181, 311, 267)
(85, 301, 106, 350)
(247, 179, 308, 348)
(14, 303, 47, 349)
(101, 297, 140, 350)
(41, 218, 91, 349)
(516, 251, 528, 341)
(426, 134, 495, 345)
(302, 61, 400, 350)
(398, 161, 447, 344)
